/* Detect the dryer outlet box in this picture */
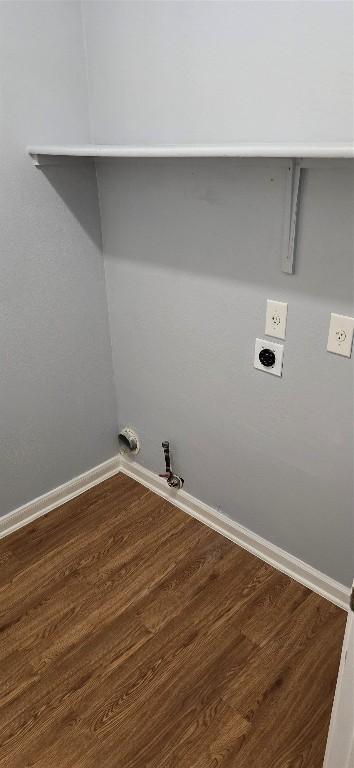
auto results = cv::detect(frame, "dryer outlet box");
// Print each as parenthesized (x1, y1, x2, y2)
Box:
(254, 338, 284, 377)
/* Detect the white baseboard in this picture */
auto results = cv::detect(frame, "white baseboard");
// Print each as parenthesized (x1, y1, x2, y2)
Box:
(0, 456, 120, 540)
(120, 456, 350, 612)
(1, 452, 349, 611)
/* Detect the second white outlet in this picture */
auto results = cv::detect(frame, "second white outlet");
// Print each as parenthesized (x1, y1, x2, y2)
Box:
(265, 299, 288, 340)
(327, 313, 354, 358)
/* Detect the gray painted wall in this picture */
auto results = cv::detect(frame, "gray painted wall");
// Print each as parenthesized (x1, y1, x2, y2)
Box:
(83, 0, 354, 145)
(97, 158, 353, 586)
(1, 1, 352, 590)
(82, 1, 354, 585)
(0, 2, 117, 515)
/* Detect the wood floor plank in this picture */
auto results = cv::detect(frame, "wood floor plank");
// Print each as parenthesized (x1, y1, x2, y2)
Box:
(0, 473, 347, 767)
(157, 698, 250, 768)
(223, 592, 342, 720)
(240, 570, 310, 647)
(1, 474, 144, 580)
(222, 599, 345, 767)
(87, 625, 254, 764)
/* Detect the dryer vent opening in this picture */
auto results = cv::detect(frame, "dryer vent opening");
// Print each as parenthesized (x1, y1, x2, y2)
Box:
(118, 427, 140, 456)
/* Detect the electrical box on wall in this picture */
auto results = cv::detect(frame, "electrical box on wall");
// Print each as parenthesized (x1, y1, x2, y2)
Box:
(265, 300, 288, 340)
(254, 338, 284, 377)
(327, 313, 354, 358)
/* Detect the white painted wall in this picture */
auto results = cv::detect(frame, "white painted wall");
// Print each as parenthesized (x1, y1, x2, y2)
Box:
(0, 1, 117, 515)
(83, 0, 354, 146)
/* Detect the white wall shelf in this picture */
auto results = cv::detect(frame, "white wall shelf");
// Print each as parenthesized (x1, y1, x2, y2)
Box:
(27, 143, 354, 163)
(27, 144, 353, 275)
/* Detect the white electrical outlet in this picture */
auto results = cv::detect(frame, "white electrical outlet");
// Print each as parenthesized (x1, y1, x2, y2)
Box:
(265, 299, 288, 340)
(254, 338, 284, 377)
(327, 313, 354, 358)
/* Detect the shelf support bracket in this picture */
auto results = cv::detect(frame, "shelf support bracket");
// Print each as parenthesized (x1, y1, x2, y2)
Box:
(281, 159, 303, 274)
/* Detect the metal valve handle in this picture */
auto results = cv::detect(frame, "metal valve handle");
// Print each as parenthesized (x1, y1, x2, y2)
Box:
(160, 441, 184, 489)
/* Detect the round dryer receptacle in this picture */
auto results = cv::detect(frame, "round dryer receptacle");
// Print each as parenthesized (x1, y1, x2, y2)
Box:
(259, 348, 276, 368)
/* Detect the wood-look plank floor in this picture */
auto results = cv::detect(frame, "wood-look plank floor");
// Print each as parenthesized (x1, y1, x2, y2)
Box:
(0, 474, 346, 767)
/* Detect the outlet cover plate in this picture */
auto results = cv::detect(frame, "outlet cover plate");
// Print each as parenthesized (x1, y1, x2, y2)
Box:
(254, 338, 284, 377)
(327, 313, 354, 358)
(265, 299, 288, 339)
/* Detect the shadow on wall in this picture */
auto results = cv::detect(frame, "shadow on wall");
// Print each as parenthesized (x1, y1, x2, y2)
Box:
(95, 157, 354, 304)
(40, 157, 354, 305)
(40, 160, 102, 251)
